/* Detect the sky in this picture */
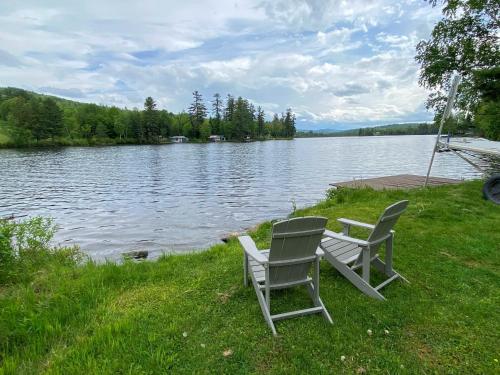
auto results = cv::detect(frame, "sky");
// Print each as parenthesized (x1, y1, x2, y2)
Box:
(0, 0, 443, 130)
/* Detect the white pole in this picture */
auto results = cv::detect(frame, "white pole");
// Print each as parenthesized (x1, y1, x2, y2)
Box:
(424, 75, 461, 187)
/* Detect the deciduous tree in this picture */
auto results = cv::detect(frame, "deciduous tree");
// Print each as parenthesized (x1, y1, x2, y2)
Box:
(416, 0, 499, 113)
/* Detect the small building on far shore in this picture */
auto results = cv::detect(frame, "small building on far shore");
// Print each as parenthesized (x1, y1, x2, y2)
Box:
(170, 136, 189, 143)
(209, 135, 225, 142)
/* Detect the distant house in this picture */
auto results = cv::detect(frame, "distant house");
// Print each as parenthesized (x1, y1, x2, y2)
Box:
(170, 136, 189, 143)
(208, 135, 225, 142)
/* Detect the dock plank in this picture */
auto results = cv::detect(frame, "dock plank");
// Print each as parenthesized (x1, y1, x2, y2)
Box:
(330, 174, 463, 190)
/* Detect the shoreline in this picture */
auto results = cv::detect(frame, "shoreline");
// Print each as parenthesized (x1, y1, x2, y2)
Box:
(0, 136, 295, 150)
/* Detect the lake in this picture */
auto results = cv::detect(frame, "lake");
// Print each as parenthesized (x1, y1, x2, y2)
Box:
(0, 135, 483, 260)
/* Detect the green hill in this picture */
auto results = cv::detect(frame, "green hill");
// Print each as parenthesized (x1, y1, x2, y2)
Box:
(296, 122, 438, 138)
(0, 87, 296, 147)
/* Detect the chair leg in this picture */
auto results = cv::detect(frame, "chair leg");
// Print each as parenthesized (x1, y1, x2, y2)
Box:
(383, 236, 409, 283)
(308, 258, 333, 324)
(250, 273, 277, 335)
(372, 257, 395, 277)
(265, 266, 270, 311)
(306, 283, 333, 324)
(328, 254, 386, 300)
(318, 297, 333, 324)
(243, 253, 248, 287)
(385, 235, 394, 276)
(313, 257, 320, 303)
(362, 247, 371, 283)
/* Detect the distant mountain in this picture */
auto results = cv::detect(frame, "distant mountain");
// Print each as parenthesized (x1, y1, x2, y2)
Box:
(309, 128, 342, 134)
(296, 122, 437, 137)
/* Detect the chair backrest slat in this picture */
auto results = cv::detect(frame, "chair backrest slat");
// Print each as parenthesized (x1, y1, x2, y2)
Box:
(367, 200, 409, 244)
(268, 216, 327, 285)
(272, 228, 325, 239)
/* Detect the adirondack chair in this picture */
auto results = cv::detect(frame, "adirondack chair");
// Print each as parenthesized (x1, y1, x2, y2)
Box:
(321, 200, 409, 300)
(239, 217, 333, 336)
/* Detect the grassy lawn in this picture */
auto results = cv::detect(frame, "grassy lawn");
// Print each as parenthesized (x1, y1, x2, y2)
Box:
(1, 180, 499, 374)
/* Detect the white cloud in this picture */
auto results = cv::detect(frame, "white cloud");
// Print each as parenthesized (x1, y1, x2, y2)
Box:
(0, 0, 442, 128)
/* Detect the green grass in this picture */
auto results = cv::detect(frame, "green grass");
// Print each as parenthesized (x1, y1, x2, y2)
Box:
(1, 181, 499, 374)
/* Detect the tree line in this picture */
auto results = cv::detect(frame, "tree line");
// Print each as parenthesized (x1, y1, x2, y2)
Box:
(296, 122, 440, 138)
(0, 88, 296, 147)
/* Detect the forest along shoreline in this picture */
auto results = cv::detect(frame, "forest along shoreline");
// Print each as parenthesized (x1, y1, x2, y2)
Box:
(0, 87, 461, 150)
(0, 87, 297, 148)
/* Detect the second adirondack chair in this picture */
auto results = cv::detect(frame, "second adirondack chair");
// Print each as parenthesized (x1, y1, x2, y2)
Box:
(321, 200, 409, 300)
(239, 216, 333, 336)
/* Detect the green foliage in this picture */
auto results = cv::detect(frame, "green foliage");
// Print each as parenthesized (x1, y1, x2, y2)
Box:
(473, 67, 500, 140)
(0, 181, 498, 373)
(211, 93, 223, 135)
(0, 122, 12, 145)
(142, 96, 160, 143)
(475, 100, 500, 140)
(256, 106, 265, 137)
(415, 1, 500, 141)
(188, 91, 207, 139)
(200, 120, 211, 140)
(0, 217, 81, 284)
(416, 0, 499, 114)
(0, 87, 297, 147)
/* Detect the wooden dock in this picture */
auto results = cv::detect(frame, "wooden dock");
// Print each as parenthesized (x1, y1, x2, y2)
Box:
(330, 174, 463, 190)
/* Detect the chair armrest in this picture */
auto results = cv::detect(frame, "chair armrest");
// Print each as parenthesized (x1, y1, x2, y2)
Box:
(323, 229, 369, 247)
(315, 247, 325, 258)
(337, 218, 375, 230)
(238, 236, 268, 264)
(337, 218, 395, 234)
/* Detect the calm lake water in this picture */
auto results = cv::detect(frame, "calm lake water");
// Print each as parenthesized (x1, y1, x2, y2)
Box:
(0, 135, 483, 260)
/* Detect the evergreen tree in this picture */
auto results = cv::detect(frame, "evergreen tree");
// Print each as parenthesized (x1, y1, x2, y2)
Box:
(143, 96, 159, 143)
(233, 97, 246, 139)
(248, 102, 256, 137)
(223, 94, 235, 139)
(257, 106, 265, 137)
(283, 108, 296, 138)
(188, 91, 207, 139)
(211, 93, 223, 135)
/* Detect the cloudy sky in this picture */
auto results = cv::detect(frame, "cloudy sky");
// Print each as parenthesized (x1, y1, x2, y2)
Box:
(0, 0, 442, 130)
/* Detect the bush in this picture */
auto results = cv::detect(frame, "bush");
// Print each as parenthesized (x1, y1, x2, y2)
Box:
(0, 217, 82, 284)
(475, 100, 500, 141)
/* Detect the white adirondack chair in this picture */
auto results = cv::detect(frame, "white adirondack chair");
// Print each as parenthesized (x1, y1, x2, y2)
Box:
(321, 200, 409, 300)
(239, 217, 333, 336)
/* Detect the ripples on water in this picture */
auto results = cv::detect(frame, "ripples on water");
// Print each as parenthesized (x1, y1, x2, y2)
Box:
(0, 135, 484, 260)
